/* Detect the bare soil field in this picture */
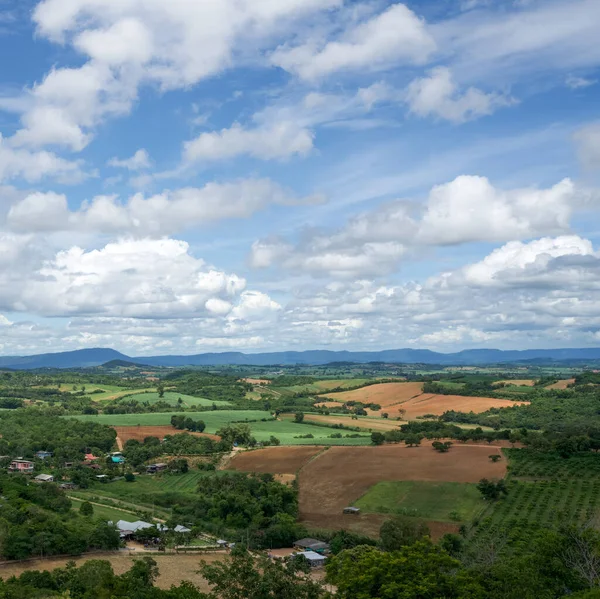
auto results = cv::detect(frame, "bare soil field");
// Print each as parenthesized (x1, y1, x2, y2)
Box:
(321, 382, 424, 407)
(545, 378, 576, 390)
(243, 378, 271, 385)
(0, 552, 227, 591)
(393, 394, 528, 420)
(314, 400, 346, 408)
(493, 379, 536, 387)
(114, 426, 221, 448)
(228, 446, 325, 475)
(298, 443, 506, 536)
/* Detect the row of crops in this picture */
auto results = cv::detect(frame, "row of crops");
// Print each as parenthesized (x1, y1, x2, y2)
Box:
(467, 449, 600, 554)
(505, 448, 600, 479)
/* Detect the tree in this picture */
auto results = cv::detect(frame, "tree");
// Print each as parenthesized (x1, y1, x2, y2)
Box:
(404, 434, 421, 447)
(489, 454, 501, 463)
(124, 472, 136, 482)
(294, 412, 305, 424)
(477, 478, 508, 501)
(79, 501, 94, 517)
(382, 412, 389, 419)
(371, 432, 385, 445)
(201, 548, 329, 599)
(379, 516, 430, 551)
(157, 383, 165, 399)
(327, 541, 483, 599)
(433, 441, 453, 452)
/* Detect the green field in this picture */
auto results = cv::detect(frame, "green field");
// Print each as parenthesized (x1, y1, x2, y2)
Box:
(70, 411, 372, 445)
(70, 496, 136, 522)
(72, 472, 224, 518)
(355, 481, 484, 523)
(119, 391, 231, 408)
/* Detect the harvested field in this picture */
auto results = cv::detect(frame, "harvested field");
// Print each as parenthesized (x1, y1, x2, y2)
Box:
(390, 394, 528, 420)
(228, 446, 324, 475)
(321, 382, 424, 407)
(314, 401, 346, 408)
(494, 379, 536, 387)
(545, 378, 575, 390)
(0, 552, 227, 591)
(298, 443, 506, 536)
(300, 414, 406, 432)
(243, 378, 271, 385)
(114, 425, 220, 447)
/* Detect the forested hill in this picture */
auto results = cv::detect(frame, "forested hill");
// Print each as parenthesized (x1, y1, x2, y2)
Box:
(1, 346, 600, 369)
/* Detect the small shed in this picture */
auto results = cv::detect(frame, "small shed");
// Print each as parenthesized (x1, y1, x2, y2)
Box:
(34, 473, 54, 483)
(146, 463, 168, 474)
(295, 551, 326, 568)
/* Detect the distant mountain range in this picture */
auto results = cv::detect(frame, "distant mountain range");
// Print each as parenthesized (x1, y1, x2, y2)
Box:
(1, 347, 600, 369)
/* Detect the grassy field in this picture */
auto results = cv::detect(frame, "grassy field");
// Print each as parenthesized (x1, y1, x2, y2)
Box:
(119, 391, 231, 408)
(70, 411, 372, 445)
(355, 481, 484, 523)
(277, 378, 378, 394)
(69, 496, 136, 522)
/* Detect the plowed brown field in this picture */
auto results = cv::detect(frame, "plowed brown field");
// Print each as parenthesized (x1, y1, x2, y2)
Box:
(545, 378, 576, 389)
(228, 446, 324, 475)
(321, 382, 424, 407)
(114, 426, 220, 448)
(298, 443, 506, 537)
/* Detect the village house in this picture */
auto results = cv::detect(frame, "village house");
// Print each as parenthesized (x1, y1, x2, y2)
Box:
(294, 551, 326, 568)
(146, 463, 168, 474)
(293, 538, 330, 554)
(35, 451, 53, 460)
(8, 459, 34, 473)
(34, 473, 54, 483)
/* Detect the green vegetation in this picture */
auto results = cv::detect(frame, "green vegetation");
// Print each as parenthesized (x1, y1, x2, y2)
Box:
(117, 391, 231, 407)
(70, 497, 134, 522)
(355, 481, 484, 522)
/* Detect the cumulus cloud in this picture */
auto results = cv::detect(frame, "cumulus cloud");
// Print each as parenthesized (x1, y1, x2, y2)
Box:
(107, 149, 151, 170)
(7, 179, 315, 236)
(456, 236, 599, 287)
(183, 122, 313, 163)
(0, 136, 87, 184)
(566, 74, 596, 89)
(250, 175, 581, 277)
(271, 3, 435, 80)
(0, 237, 280, 320)
(406, 67, 513, 123)
(8, 0, 342, 151)
(417, 176, 574, 245)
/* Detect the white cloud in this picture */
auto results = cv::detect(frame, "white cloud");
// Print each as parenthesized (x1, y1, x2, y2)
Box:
(406, 67, 513, 123)
(574, 122, 600, 170)
(271, 3, 435, 80)
(566, 74, 597, 89)
(107, 149, 151, 170)
(434, 0, 600, 83)
(459, 235, 597, 286)
(250, 175, 581, 277)
(10, 0, 343, 152)
(7, 179, 312, 236)
(0, 135, 87, 184)
(3, 238, 253, 318)
(183, 122, 313, 163)
(417, 176, 574, 245)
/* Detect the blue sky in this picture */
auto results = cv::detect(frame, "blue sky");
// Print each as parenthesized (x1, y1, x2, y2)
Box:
(0, 0, 599, 356)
